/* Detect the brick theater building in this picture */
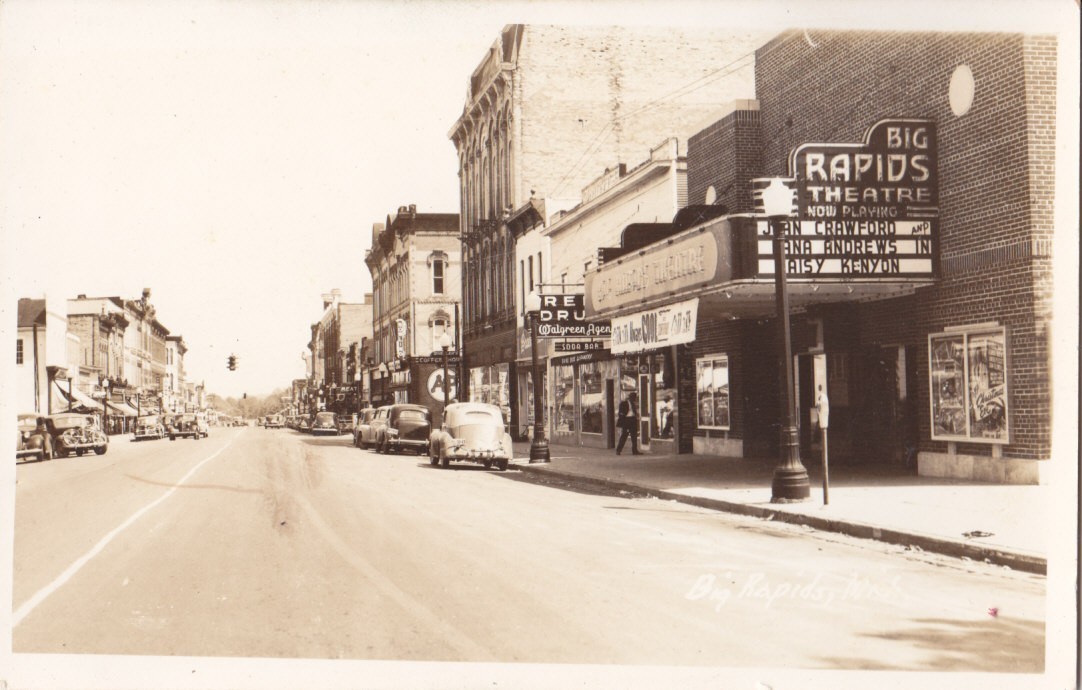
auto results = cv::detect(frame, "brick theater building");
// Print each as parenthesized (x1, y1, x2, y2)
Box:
(585, 29, 1057, 483)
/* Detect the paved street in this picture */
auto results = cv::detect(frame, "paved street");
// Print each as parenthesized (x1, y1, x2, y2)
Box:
(13, 426, 1045, 671)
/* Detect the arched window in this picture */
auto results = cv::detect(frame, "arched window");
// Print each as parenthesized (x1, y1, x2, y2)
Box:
(429, 310, 453, 352)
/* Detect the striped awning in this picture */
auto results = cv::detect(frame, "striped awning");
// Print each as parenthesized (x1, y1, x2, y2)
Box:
(53, 381, 102, 412)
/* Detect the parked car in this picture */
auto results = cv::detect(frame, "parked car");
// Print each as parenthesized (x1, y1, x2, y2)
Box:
(429, 402, 513, 471)
(134, 414, 166, 441)
(297, 416, 310, 433)
(169, 412, 208, 440)
(264, 414, 283, 429)
(335, 414, 354, 435)
(16, 414, 51, 461)
(352, 407, 379, 448)
(310, 411, 338, 436)
(45, 413, 108, 457)
(376, 404, 431, 455)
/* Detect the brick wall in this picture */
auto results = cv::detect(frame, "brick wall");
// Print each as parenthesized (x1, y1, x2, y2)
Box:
(514, 25, 767, 206)
(687, 106, 762, 212)
(753, 30, 1057, 461)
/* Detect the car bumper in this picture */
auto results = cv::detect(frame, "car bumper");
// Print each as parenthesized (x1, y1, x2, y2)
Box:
(389, 438, 428, 450)
(446, 447, 512, 461)
(58, 441, 103, 452)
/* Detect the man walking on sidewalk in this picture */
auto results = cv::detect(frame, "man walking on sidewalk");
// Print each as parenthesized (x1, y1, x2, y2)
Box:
(616, 392, 641, 455)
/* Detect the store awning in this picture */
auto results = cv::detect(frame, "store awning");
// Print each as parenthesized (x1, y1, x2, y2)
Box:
(106, 400, 139, 417)
(53, 381, 102, 412)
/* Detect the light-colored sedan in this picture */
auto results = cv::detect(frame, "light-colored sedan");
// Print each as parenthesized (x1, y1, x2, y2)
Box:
(352, 407, 379, 448)
(428, 402, 513, 471)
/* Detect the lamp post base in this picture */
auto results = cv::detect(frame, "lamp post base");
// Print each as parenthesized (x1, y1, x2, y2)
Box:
(770, 468, 811, 502)
(529, 438, 550, 463)
(771, 425, 810, 502)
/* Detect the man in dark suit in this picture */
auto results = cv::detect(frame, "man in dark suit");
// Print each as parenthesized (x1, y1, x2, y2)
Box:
(616, 392, 641, 455)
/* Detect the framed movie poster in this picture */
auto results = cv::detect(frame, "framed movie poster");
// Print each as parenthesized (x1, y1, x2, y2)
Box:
(928, 327, 1009, 443)
(696, 355, 730, 431)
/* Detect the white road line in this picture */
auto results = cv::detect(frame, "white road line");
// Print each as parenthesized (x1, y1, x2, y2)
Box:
(13, 436, 237, 627)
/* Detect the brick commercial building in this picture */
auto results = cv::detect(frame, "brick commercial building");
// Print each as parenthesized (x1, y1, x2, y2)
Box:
(585, 29, 1057, 483)
(365, 205, 461, 415)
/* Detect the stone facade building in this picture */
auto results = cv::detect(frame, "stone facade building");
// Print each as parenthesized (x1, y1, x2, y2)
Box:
(449, 23, 767, 436)
(365, 205, 461, 413)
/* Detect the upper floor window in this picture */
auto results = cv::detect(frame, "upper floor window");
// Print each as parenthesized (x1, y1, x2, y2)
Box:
(432, 258, 445, 294)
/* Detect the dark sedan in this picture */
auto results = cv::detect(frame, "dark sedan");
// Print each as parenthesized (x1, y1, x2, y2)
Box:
(376, 404, 431, 455)
(309, 411, 339, 436)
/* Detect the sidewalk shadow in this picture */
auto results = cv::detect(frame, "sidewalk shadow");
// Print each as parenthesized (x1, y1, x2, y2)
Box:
(820, 616, 1044, 672)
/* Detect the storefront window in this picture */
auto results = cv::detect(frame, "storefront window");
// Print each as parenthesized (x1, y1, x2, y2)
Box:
(696, 355, 730, 430)
(653, 356, 676, 439)
(580, 362, 603, 434)
(470, 363, 511, 424)
(929, 327, 1008, 443)
(554, 364, 575, 434)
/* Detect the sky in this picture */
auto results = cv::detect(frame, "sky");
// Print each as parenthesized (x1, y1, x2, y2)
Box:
(1, 0, 1077, 403)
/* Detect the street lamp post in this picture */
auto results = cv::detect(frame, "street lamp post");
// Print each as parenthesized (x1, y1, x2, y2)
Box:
(439, 332, 452, 409)
(101, 379, 110, 436)
(524, 290, 550, 463)
(753, 177, 811, 502)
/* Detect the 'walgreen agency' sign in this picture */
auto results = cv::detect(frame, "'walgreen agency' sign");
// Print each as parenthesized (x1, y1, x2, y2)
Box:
(757, 118, 939, 279)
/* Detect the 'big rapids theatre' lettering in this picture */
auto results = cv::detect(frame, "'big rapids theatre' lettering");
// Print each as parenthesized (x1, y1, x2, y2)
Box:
(758, 119, 939, 278)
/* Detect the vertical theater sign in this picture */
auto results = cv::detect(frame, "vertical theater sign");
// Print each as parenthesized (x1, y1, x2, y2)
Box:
(758, 118, 939, 278)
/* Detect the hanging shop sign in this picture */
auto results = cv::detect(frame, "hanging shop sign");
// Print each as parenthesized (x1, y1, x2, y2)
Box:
(536, 293, 611, 338)
(757, 118, 939, 278)
(610, 298, 698, 355)
(585, 219, 747, 317)
(554, 340, 605, 353)
(410, 354, 462, 365)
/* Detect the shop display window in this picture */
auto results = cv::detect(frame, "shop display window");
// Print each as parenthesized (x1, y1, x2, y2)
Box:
(554, 364, 575, 434)
(929, 327, 1008, 443)
(696, 355, 730, 430)
(580, 362, 603, 434)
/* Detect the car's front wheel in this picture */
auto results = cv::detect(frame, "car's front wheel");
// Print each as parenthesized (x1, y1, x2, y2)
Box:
(497, 460, 508, 472)
(94, 446, 107, 455)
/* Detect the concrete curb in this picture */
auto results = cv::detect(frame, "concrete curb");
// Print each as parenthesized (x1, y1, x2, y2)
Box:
(514, 463, 1047, 576)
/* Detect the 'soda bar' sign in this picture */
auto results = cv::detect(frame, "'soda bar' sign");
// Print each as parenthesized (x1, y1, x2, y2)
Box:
(537, 294, 612, 338)
(758, 118, 939, 279)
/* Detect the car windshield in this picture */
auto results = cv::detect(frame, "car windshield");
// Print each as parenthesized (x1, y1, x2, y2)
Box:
(397, 409, 429, 422)
(315, 413, 335, 423)
(51, 415, 89, 430)
(138, 415, 159, 425)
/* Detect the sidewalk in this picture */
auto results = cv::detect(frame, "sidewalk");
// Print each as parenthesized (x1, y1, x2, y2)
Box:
(510, 442, 1048, 574)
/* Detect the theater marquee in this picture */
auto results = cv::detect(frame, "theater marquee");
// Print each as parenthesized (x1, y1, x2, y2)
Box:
(757, 118, 939, 279)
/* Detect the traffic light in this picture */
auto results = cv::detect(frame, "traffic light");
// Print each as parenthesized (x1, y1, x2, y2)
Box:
(227, 354, 237, 371)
